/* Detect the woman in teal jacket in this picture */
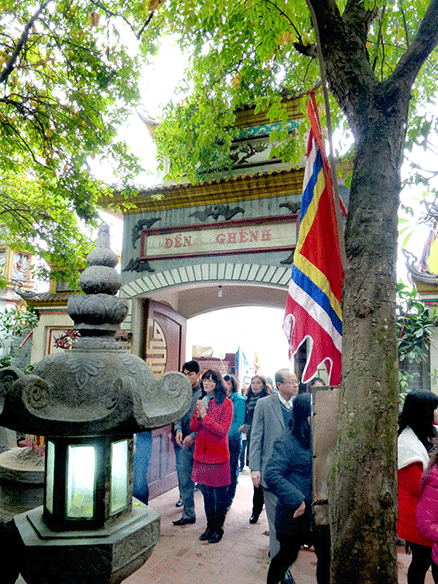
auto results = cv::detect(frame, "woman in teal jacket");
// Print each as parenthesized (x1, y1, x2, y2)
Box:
(223, 374, 246, 510)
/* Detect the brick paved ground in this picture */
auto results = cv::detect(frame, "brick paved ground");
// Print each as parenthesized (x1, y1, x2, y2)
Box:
(123, 468, 432, 584)
(13, 467, 433, 583)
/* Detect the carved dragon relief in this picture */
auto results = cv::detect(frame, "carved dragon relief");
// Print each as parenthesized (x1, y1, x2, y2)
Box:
(189, 204, 245, 222)
(124, 217, 161, 274)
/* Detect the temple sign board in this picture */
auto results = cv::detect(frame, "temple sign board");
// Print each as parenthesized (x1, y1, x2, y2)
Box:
(140, 217, 297, 261)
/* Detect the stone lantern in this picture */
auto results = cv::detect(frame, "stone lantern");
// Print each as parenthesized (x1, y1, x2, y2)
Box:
(0, 224, 191, 584)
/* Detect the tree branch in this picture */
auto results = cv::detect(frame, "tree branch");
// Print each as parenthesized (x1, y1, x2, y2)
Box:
(391, 0, 438, 87)
(343, 0, 378, 42)
(0, 0, 53, 85)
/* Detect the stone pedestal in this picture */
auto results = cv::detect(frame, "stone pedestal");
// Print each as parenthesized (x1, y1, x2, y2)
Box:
(0, 447, 45, 584)
(15, 500, 160, 584)
(0, 447, 44, 522)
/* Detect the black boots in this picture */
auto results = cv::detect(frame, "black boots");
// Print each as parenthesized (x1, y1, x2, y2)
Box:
(200, 513, 225, 543)
(199, 525, 214, 541)
(208, 527, 224, 543)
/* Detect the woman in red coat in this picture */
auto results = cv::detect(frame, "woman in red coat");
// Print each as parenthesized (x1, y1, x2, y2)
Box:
(191, 369, 232, 543)
(398, 390, 438, 584)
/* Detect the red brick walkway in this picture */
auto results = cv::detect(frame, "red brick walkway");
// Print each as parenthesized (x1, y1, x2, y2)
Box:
(124, 468, 432, 584)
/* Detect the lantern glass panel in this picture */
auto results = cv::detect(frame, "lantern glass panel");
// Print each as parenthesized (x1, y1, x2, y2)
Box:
(66, 445, 95, 519)
(45, 440, 55, 514)
(110, 439, 129, 514)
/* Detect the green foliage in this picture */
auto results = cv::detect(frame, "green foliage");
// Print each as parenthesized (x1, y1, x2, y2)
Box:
(0, 0, 160, 280)
(149, 0, 438, 188)
(0, 304, 39, 368)
(396, 281, 438, 397)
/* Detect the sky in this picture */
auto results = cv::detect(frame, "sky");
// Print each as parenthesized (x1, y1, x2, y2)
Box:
(186, 306, 291, 382)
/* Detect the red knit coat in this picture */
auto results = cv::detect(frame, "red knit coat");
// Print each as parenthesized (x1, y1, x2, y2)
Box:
(417, 465, 438, 563)
(190, 397, 232, 464)
(398, 462, 433, 546)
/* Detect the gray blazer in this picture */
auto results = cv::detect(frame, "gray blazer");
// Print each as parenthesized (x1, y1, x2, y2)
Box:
(249, 393, 289, 489)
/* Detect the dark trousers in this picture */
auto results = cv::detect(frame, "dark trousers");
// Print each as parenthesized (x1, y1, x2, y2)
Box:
(252, 484, 264, 515)
(239, 438, 248, 469)
(406, 541, 438, 584)
(267, 525, 330, 584)
(200, 484, 228, 531)
(227, 437, 241, 508)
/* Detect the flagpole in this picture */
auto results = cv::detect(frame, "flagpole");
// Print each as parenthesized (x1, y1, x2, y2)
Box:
(238, 344, 243, 388)
(305, 0, 348, 271)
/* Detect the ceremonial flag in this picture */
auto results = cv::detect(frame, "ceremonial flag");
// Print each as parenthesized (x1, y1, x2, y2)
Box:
(253, 352, 260, 374)
(283, 93, 345, 385)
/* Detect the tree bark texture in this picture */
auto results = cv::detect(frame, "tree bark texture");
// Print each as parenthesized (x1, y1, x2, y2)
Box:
(306, 3, 411, 583)
(328, 99, 405, 584)
(304, 0, 438, 582)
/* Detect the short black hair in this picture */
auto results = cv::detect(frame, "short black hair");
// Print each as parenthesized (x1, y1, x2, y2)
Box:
(309, 377, 325, 387)
(182, 360, 200, 374)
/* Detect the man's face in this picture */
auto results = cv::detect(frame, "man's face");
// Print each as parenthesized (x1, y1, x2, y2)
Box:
(182, 369, 200, 389)
(277, 371, 299, 401)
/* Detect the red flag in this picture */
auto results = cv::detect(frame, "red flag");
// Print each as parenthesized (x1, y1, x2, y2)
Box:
(283, 93, 344, 385)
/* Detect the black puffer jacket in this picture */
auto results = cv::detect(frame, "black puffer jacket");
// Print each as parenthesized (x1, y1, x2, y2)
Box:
(264, 393, 312, 536)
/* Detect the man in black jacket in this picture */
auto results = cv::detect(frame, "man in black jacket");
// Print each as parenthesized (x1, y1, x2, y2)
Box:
(172, 360, 202, 526)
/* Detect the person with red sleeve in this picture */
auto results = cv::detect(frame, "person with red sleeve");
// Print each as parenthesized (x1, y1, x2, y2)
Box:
(416, 452, 438, 582)
(398, 390, 438, 584)
(191, 369, 232, 544)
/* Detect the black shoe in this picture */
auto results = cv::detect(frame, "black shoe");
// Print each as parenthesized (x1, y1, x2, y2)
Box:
(199, 527, 213, 541)
(175, 498, 183, 508)
(281, 570, 296, 584)
(249, 513, 260, 524)
(208, 528, 224, 543)
(173, 517, 196, 526)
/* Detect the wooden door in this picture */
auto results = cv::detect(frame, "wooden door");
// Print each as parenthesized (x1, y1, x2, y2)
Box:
(144, 300, 187, 500)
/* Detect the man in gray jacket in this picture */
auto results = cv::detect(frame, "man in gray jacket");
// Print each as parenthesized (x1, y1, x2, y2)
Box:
(249, 368, 299, 557)
(172, 360, 202, 525)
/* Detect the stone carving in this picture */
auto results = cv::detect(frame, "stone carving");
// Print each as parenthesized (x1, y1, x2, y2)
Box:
(122, 257, 155, 273)
(280, 249, 295, 265)
(280, 201, 301, 214)
(0, 223, 192, 436)
(189, 203, 245, 222)
(131, 217, 161, 248)
(279, 201, 299, 265)
(229, 139, 266, 166)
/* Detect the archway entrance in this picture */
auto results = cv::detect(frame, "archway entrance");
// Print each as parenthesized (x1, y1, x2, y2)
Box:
(125, 280, 293, 500)
(108, 97, 324, 498)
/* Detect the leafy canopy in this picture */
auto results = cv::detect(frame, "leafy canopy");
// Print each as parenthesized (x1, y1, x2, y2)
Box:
(0, 0, 164, 285)
(148, 0, 438, 192)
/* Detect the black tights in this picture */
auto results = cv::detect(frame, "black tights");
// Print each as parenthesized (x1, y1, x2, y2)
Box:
(200, 484, 228, 530)
(407, 541, 438, 584)
(266, 526, 330, 584)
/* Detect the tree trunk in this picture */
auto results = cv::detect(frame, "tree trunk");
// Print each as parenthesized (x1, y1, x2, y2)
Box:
(329, 90, 408, 584)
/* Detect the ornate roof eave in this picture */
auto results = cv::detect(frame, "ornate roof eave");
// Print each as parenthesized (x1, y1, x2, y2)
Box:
(12, 282, 74, 309)
(23, 293, 74, 309)
(406, 261, 438, 295)
(233, 97, 302, 129)
(100, 166, 305, 214)
(138, 94, 303, 140)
